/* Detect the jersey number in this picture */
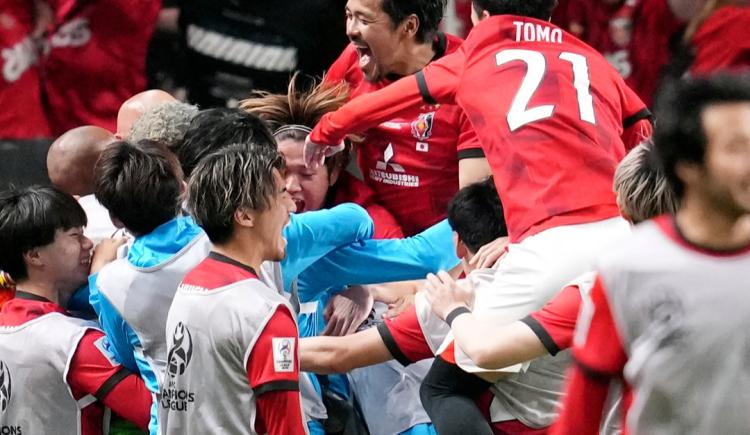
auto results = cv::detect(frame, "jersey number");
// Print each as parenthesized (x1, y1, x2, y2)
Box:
(496, 49, 596, 131)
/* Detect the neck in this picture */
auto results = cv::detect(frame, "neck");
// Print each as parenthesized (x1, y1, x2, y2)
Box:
(211, 235, 265, 274)
(391, 39, 436, 76)
(14, 278, 63, 306)
(675, 193, 750, 251)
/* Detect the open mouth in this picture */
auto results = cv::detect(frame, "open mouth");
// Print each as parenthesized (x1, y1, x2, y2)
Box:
(353, 43, 372, 69)
(293, 198, 306, 213)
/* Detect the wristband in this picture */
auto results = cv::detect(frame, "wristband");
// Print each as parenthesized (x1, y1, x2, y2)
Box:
(446, 306, 471, 327)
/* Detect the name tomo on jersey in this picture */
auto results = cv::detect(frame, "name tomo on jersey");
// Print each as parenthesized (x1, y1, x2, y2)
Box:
(513, 21, 563, 44)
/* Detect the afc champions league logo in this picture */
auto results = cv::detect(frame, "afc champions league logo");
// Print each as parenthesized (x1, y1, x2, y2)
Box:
(166, 323, 193, 379)
(0, 360, 10, 413)
(278, 339, 291, 361)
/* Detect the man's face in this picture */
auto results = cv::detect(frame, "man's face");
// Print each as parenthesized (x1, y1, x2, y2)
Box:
(256, 169, 296, 262)
(695, 102, 750, 215)
(278, 138, 333, 212)
(346, 0, 404, 82)
(36, 227, 93, 294)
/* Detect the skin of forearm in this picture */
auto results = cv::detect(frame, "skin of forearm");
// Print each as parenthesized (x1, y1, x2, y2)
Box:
(451, 314, 547, 370)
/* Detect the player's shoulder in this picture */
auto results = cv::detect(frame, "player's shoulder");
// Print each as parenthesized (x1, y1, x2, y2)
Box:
(597, 216, 677, 278)
(326, 44, 362, 86)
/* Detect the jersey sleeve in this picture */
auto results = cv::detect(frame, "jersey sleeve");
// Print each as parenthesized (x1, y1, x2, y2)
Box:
(89, 274, 140, 372)
(377, 305, 434, 365)
(550, 277, 627, 435)
(455, 108, 484, 159)
(296, 219, 459, 301)
(324, 44, 359, 85)
(246, 306, 306, 435)
(415, 44, 466, 105)
(520, 284, 582, 356)
(619, 83, 653, 150)
(281, 203, 375, 291)
(68, 330, 151, 430)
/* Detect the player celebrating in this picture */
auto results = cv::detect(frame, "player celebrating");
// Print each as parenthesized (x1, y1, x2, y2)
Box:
(159, 143, 304, 435)
(0, 186, 151, 434)
(325, 0, 490, 237)
(552, 74, 750, 435)
(306, 0, 652, 431)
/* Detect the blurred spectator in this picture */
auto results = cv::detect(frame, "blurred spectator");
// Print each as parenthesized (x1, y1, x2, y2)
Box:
(42, 0, 160, 135)
(682, 0, 750, 75)
(0, 0, 50, 139)
(177, 0, 348, 107)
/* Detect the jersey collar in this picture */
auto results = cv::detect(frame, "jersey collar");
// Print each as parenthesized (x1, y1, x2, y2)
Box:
(207, 252, 258, 276)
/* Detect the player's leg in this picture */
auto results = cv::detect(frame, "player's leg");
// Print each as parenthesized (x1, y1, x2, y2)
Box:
(419, 356, 494, 435)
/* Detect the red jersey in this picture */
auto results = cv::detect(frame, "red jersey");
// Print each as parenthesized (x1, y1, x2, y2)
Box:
(521, 283, 582, 356)
(689, 5, 750, 76)
(0, 2, 50, 139)
(326, 34, 484, 236)
(42, 0, 159, 135)
(311, 15, 651, 243)
(0, 295, 150, 434)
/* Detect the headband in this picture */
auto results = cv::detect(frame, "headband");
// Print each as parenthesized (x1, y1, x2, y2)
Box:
(273, 124, 312, 138)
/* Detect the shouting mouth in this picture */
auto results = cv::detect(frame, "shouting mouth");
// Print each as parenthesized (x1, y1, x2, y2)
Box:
(353, 43, 373, 70)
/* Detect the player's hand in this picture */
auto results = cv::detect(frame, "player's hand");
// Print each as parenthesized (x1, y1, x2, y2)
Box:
(90, 237, 128, 274)
(423, 271, 475, 321)
(323, 285, 374, 336)
(467, 236, 509, 271)
(384, 293, 416, 319)
(303, 134, 345, 169)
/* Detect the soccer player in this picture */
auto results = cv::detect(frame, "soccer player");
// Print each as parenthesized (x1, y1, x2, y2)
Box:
(306, 0, 651, 430)
(159, 143, 304, 434)
(325, 0, 490, 237)
(0, 186, 151, 434)
(552, 75, 750, 434)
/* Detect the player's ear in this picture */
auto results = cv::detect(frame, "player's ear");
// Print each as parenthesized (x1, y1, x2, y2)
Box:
(402, 14, 420, 39)
(234, 207, 256, 229)
(453, 232, 468, 259)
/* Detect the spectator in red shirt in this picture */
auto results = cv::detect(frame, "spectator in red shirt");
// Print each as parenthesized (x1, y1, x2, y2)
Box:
(0, 186, 151, 435)
(42, 0, 160, 135)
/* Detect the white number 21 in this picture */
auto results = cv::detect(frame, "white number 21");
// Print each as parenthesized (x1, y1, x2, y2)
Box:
(496, 49, 596, 131)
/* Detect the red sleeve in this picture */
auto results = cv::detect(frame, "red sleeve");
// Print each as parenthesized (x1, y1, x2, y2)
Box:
(549, 277, 627, 435)
(521, 284, 582, 355)
(377, 305, 434, 365)
(68, 331, 151, 431)
(620, 84, 653, 150)
(246, 306, 306, 435)
(418, 44, 466, 104)
(333, 172, 405, 239)
(455, 108, 484, 159)
(325, 45, 360, 86)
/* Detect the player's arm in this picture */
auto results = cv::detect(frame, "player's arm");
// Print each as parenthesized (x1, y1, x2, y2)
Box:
(300, 327, 392, 374)
(89, 275, 140, 372)
(67, 331, 151, 430)
(549, 277, 628, 435)
(247, 306, 307, 435)
(455, 108, 491, 188)
(281, 203, 374, 290)
(333, 171, 405, 239)
(309, 48, 466, 148)
(620, 84, 654, 150)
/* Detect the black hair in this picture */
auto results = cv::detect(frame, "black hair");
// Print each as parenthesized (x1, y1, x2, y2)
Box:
(94, 140, 184, 236)
(0, 186, 87, 281)
(381, 0, 446, 43)
(175, 108, 277, 179)
(447, 177, 506, 253)
(652, 74, 750, 199)
(471, 0, 557, 20)
(187, 143, 285, 244)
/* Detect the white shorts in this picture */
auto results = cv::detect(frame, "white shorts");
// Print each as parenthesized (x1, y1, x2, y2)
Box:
(443, 216, 631, 375)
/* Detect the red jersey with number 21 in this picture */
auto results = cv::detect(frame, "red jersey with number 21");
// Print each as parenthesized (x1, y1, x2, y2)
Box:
(420, 15, 650, 242)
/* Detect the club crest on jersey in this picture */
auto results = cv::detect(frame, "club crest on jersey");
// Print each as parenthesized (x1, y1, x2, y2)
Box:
(272, 337, 295, 373)
(166, 322, 193, 378)
(411, 112, 435, 141)
(0, 360, 11, 413)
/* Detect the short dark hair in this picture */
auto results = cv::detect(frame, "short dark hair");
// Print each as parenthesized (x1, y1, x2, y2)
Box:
(652, 74, 750, 199)
(94, 140, 184, 236)
(381, 0, 446, 43)
(447, 177, 506, 253)
(186, 143, 285, 244)
(175, 108, 277, 179)
(0, 186, 87, 281)
(471, 0, 556, 20)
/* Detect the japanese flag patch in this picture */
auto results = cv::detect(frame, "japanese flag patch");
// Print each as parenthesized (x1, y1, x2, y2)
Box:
(272, 337, 295, 373)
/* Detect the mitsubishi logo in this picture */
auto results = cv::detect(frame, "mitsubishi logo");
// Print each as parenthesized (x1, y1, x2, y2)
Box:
(375, 143, 405, 173)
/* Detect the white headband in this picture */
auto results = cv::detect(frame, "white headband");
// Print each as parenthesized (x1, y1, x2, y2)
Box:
(273, 124, 312, 138)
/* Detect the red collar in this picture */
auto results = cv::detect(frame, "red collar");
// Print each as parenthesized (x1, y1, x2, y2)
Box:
(654, 215, 750, 258)
(0, 297, 67, 327)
